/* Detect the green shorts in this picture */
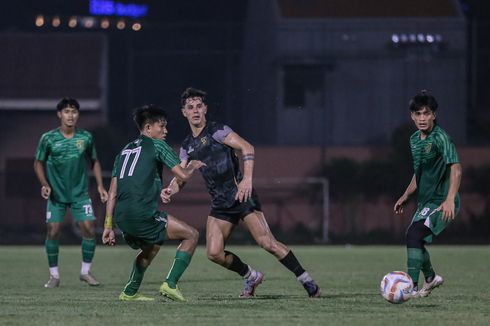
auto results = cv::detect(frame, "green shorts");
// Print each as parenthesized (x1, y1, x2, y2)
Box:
(411, 201, 460, 243)
(46, 198, 95, 223)
(116, 211, 168, 250)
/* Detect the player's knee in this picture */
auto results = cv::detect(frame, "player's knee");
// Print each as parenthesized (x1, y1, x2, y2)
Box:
(207, 251, 225, 264)
(188, 227, 199, 243)
(406, 225, 424, 249)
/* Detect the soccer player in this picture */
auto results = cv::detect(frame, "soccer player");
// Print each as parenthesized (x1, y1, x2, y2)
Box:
(102, 105, 205, 302)
(394, 90, 462, 297)
(161, 87, 320, 298)
(34, 98, 108, 288)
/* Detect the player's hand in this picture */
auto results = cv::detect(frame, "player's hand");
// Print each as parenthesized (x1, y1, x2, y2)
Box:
(98, 186, 109, 203)
(235, 178, 252, 203)
(102, 228, 116, 246)
(187, 160, 206, 170)
(438, 200, 455, 222)
(160, 188, 172, 204)
(394, 195, 407, 214)
(41, 185, 51, 200)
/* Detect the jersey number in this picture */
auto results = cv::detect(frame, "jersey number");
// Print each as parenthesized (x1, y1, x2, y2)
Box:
(119, 147, 142, 179)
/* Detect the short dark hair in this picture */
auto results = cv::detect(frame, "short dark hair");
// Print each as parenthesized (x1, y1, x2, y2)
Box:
(57, 98, 80, 111)
(133, 105, 168, 131)
(181, 87, 207, 106)
(409, 90, 438, 112)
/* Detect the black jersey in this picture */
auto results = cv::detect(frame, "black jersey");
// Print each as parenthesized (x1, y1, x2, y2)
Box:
(180, 121, 242, 208)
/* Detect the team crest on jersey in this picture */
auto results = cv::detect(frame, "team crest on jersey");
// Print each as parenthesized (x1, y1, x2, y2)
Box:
(424, 143, 433, 154)
(200, 137, 208, 146)
(76, 140, 85, 151)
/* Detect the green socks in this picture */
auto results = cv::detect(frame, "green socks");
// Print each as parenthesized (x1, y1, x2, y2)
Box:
(81, 238, 96, 263)
(45, 239, 59, 267)
(407, 248, 424, 284)
(408, 247, 436, 285)
(421, 248, 435, 281)
(123, 261, 148, 296)
(166, 251, 193, 289)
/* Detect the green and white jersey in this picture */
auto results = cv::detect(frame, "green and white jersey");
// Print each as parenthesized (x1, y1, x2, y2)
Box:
(35, 128, 97, 203)
(112, 135, 180, 225)
(410, 125, 459, 207)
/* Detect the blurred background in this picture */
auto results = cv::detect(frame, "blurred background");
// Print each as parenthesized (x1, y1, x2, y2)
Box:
(0, 0, 489, 244)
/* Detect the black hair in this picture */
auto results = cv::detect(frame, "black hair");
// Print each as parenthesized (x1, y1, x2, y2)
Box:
(57, 98, 80, 111)
(408, 90, 438, 112)
(181, 87, 207, 106)
(133, 105, 168, 131)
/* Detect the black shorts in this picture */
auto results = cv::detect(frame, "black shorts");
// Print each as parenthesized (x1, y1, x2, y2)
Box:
(210, 190, 262, 225)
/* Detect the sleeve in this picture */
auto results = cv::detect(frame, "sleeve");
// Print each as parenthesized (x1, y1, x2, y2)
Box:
(211, 123, 233, 144)
(435, 132, 459, 164)
(87, 132, 98, 161)
(35, 134, 49, 161)
(153, 139, 181, 169)
(179, 147, 189, 161)
(111, 153, 121, 178)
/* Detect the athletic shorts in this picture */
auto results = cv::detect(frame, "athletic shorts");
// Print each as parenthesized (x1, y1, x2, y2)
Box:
(46, 198, 95, 223)
(410, 201, 460, 243)
(117, 211, 168, 250)
(210, 190, 262, 225)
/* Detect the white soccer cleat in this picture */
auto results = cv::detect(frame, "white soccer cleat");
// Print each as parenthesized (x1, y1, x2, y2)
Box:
(418, 275, 444, 297)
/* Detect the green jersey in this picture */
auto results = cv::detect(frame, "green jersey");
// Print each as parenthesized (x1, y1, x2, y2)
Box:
(35, 128, 97, 203)
(112, 135, 180, 228)
(410, 125, 459, 207)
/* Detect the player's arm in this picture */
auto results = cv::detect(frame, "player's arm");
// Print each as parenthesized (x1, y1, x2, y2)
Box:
(102, 177, 117, 246)
(161, 160, 188, 204)
(438, 163, 462, 222)
(33, 160, 51, 200)
(223, 131, 255, 203)
(92, 159, 108, 203)
(161, 160, 205, 204)
(394, 174, 417, 214)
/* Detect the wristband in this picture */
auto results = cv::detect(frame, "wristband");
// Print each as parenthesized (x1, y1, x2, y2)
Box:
(104, 215, 113, 229)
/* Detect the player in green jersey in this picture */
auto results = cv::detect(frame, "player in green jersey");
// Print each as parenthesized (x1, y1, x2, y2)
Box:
(394, 90, 462, 297)
(102, 105, 204, 302)
(34, 98, 108, 288)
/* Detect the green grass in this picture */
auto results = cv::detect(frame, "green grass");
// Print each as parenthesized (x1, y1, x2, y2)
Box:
(1, 245, 489, 326)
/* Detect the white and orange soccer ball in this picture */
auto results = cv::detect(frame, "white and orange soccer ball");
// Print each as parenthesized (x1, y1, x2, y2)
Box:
(380, 271, 413, 304)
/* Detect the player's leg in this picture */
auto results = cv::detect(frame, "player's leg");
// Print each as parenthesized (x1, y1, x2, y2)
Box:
(120, 242, 160, 301)
(159, 215, 199, 302)
(406, 220, 435, 295)
(243, 211, 320, 297)
(206, 215, 263, 297)
(45, 222, 62, 288)
(74, 199, 99, 286)
(44, 199, 65, 288)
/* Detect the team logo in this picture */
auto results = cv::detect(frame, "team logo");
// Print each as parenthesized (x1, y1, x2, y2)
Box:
(76, 140, 85, 151)
(424, 143, 432, 154)
(200, 137, 208, 146)
(187, 146, 194, 154)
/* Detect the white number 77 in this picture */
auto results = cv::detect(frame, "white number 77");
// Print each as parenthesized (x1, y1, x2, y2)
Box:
(119, 147, 142, 179)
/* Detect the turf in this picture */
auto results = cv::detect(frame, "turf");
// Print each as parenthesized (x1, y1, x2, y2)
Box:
(0, 245, 489, 326)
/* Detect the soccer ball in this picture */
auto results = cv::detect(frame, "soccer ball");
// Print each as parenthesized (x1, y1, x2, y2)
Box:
(380, 271, 413, 304)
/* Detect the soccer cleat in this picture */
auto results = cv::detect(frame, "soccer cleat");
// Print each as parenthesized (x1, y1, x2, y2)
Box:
(79, 272, 100, 286)
(159, 282, 187, 302)
(418, 275, 444, 297)
(303, 280, 321, 298)
(119, 292, 155, 301)
(44, 276, 60, 288)
(239, 271, 264, 298)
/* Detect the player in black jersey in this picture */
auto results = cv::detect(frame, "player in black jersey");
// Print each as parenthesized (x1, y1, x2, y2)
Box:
(162, 87, 320, 298)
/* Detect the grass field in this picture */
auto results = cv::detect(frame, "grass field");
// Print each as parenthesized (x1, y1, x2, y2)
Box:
(1, 245, 489, 326)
